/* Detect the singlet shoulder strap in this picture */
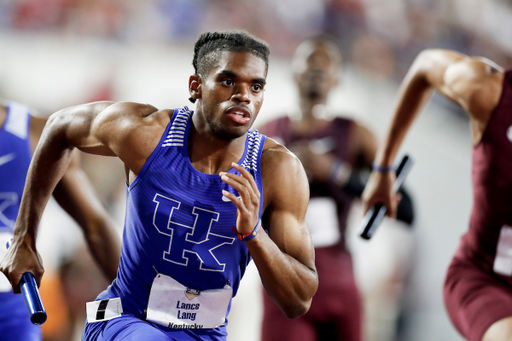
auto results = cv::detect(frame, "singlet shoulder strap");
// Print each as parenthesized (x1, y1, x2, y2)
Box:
(241, 130, 265, 172)
(162, 106, 193, 148)
(4, 101, 31, 140)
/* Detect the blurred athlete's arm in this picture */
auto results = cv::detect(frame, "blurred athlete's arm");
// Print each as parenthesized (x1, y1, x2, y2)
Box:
(238, 141, 317, 319)
(0, 101, 169, 292)
(52, 151, 121, 281)
(362, 49, 504, 218)
(28, 114, 121, 282)
(339, 121, 416, 224)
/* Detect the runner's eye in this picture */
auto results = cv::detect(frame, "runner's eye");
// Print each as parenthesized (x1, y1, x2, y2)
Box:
(252, 84, 263, 92)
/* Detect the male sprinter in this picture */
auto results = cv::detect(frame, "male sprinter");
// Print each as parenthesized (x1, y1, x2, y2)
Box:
(1, 30, 318, 341)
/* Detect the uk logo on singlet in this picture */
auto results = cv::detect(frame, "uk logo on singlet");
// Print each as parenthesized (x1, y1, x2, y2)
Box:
(152, 193, 235, 272)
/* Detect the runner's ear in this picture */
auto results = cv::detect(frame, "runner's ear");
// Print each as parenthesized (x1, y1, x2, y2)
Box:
(188, 75, 202, 103)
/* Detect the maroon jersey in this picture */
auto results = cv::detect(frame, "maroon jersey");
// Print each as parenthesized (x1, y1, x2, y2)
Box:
(261, 115, 363, 341)
(458, 69, 512, 280)
(261, 116, 356, 250)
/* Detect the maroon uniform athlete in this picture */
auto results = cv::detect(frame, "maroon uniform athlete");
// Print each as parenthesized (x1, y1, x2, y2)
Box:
(261, 116, 365, 341)
(260, 37, 414, 341)
(362, 49, 512, 341)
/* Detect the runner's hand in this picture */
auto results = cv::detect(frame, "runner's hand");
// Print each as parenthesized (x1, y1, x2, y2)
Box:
(0, 237, 44, 293)
(362, 170, 400, 219)
(220, 163, 260, 235)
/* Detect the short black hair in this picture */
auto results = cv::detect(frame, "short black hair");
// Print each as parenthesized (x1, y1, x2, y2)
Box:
(189, 30, 270, 103)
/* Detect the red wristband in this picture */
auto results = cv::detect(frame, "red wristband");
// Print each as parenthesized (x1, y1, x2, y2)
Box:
(232, 219, 262, 241)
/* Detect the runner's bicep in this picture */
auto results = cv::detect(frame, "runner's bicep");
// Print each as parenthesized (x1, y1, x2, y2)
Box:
(266, 208, 315, 270)
(264, 159, 313, 268)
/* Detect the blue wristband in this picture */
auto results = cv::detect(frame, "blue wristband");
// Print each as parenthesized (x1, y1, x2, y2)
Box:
(232, 219, 262, 241)
(372, 162, 396, 173)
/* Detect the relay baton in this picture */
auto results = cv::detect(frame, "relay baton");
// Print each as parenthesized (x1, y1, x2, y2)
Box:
(6, 239, 47, 325)
(359, 155, 413, 240)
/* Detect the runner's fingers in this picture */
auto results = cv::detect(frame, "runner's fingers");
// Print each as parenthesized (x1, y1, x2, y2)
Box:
(221, 190, 245, 211)
(220, 171, 252, 190)
(220, 169, 260, 233)
(363, 194, 389, 215)
(221, 178, 253, 208)
(231, 163, 259, 195)
(220, 172, 258, 205)
(220, 176, 253, 208)
(221, 189, 256, 230)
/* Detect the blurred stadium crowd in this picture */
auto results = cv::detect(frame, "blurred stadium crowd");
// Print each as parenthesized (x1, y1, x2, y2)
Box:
(1, 0, 512, 78)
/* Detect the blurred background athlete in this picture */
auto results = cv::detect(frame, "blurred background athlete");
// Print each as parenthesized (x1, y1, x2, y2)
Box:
(260, 36, 414, 341)
(0, 99, 121, 341)
(362, 49, 512, 341)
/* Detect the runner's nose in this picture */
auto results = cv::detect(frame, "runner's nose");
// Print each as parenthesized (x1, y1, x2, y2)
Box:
(231, 85, 250, 104)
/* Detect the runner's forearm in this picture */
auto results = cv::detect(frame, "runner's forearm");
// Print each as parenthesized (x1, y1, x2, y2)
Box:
(246, 230, 317, 319)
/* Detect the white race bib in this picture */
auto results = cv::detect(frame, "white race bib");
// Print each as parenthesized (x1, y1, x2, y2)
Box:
(0, 232, 13, 292)
(305, 197, 341, 248)
(146, 274, 232, 330)
(494, 225, 512, 276)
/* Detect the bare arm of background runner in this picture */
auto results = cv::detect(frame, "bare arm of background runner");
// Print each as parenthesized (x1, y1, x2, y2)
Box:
(52, 151, 121, 281)
(362, 49, 504, 219)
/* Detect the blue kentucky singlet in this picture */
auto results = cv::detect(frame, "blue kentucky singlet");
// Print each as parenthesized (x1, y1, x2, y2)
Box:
(100, 106, 266, 336)
(0, 101, 41, 341)
(0, 101, 32, 234)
